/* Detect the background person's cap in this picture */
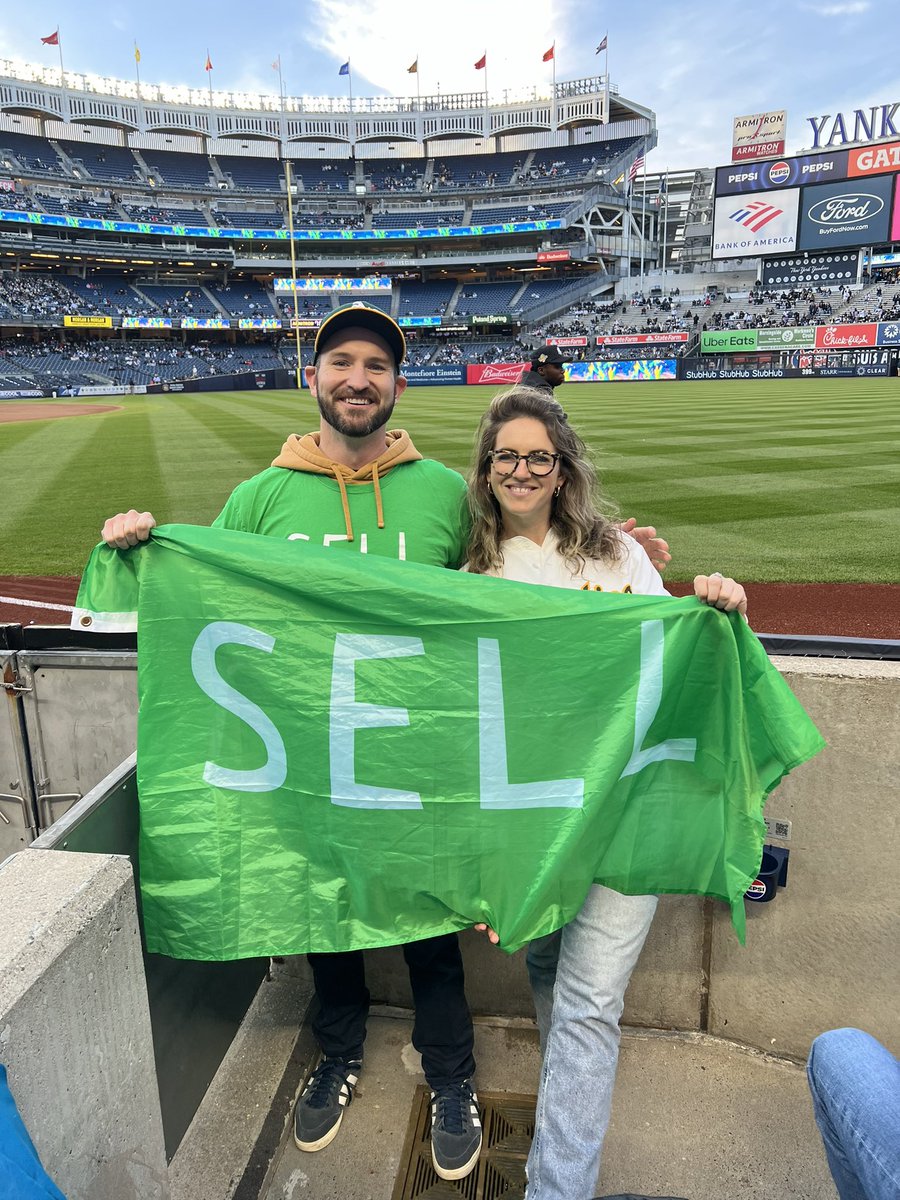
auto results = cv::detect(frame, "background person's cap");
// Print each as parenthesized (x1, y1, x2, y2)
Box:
(531, 344, 569, 367)
(314, 303, 407, 368)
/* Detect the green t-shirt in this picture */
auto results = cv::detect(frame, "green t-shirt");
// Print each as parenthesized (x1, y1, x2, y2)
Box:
(213, 459, 470, 569)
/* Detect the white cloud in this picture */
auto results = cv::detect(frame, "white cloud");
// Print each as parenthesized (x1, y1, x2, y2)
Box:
(305, 0, 572, 98)
(800, 1, 870, 14)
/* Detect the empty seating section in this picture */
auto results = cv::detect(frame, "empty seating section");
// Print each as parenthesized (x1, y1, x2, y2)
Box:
(210, 282, 275, 316)
(123, 203, 206, 224)
(57, 141, 140, 183)
(397, 281, 455, 317)
(364, 160, 422, 191)
(215, 155, 283, 191)
(137, 284, 219, 317)
(59, 277, 141, 315)
(293, 160, 353, 193)
(510, 276, 587, 314)
(455, 282, 522, 317)
(433, 151, 524, 188)
(471, 201, 571, 223)
(0, 132, 65, 174)
(275, 293, 332, 318)
(35, 193, 120, 219)
(336, 294, 393, 315)
(371, 209, 463, 229)
(215, 209, 284, 228)
(141, 150, 214, 188)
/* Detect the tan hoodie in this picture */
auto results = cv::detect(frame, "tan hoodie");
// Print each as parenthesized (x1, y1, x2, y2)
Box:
(271, 428, 422, 543)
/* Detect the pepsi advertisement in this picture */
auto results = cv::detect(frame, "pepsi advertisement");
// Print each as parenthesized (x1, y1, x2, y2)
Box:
(716, 150, 850, 196)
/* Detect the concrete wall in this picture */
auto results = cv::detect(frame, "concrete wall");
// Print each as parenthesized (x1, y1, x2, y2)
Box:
(0, 849, 168, 1200)
(368, 657, 900, 1062)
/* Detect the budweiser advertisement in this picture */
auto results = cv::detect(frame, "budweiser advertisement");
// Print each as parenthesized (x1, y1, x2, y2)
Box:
(536, 249, 570, 263)
(466, 363, 527, 385)
(814, 323, 878, 350)
(597, 332, 689, 345)
(547, 336, 588, 347)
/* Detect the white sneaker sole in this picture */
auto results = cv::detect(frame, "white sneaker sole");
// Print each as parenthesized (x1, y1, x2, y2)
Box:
(294, 1108, 344, 1153)
(431, 1137, 482, 1181)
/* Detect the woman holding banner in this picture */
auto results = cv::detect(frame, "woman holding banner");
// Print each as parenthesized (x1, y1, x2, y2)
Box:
(467, 386, 746, 1200)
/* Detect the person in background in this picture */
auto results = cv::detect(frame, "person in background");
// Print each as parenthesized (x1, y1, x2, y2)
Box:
(467, 385, 746, 1200)
(519, 344, 569, 393)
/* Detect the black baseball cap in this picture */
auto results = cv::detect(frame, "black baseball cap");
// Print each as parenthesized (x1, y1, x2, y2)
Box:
(531, 344, 570, 367)
(314, 302, 407, 368)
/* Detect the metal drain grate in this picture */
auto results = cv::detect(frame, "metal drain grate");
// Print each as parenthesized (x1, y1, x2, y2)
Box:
(391, 1086, 536, 1200)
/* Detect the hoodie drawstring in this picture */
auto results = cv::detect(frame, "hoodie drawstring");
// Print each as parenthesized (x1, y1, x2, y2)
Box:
(372, 460, 385, 530)
(333, 467, 355, 542)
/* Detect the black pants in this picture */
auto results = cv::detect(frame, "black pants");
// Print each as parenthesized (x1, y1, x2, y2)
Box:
(307, 932, 475, 1090)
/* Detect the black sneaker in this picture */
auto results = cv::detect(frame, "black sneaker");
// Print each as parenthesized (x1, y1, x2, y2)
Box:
(293, 1057, 361, 1152)
(430, 1079, 482, 1181)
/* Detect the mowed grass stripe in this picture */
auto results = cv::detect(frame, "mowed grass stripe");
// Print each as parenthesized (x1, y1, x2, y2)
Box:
(8, 409, 171, 575)
(2, 379, 898, 582)
(144, 396, 262, 525)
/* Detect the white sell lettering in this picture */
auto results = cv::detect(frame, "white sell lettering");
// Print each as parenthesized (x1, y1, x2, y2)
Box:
(477, 638, 584, 808)
(191, 622, 287, 792)
(329, 633, 424, 809)
(619, 620, 697, 778)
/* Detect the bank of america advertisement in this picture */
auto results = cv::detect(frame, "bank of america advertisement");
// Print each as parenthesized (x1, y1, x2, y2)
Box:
(798, 174, 894, 251)
(712, 189, 800, 259)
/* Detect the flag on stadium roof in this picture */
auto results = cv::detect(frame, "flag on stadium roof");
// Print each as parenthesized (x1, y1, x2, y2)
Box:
(628, 153, 645, 183)
(134, 44, 141, 64)
(271, 57, 280, 71)
(474, 53, 486, 70)
(339, 61, 350, 76)
(40, 30, 59, 46)
(595, 35, 608, 53)
(407, 59, 418, 74)
(205, 52, 213, 72)
(542, 45, 555, 62)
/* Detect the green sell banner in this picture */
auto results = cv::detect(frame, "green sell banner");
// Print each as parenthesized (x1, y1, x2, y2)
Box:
(700, 329, 759, 353)
(756, 327, 817, 349)
(74, 526, 824, 960)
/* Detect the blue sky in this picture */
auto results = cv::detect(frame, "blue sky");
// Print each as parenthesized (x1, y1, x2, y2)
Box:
(0, 0, 897, 171)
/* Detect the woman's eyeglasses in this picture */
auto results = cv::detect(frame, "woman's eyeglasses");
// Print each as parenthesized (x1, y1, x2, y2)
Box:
(489, 450, 560, 477)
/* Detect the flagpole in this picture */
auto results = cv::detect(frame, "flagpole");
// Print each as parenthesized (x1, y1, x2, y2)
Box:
(282, 159, 304, 391)
(483, 53, 488, 106)
(604, 35, 609, 124)
(415, 53, 421, 108)
(207, 49, 213, 107)
(134, 42, 141, 99)
(639, 146, 647, 297)
(347, 62, 356, 152)
(661, 172, 668, 287)
(551, 43, 557, 132)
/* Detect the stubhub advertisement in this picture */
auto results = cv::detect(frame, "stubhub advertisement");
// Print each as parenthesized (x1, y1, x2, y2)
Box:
(713, 189, 799, 259)
(798, 173, 894, 250)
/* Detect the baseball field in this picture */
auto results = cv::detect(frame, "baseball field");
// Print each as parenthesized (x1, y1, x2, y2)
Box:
(1, 378, 898, 587)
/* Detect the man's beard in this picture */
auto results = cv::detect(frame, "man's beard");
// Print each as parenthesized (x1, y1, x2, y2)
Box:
(316, 388, 396, 438)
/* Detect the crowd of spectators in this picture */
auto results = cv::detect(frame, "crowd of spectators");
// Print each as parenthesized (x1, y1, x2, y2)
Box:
(0, 274, 85, 319)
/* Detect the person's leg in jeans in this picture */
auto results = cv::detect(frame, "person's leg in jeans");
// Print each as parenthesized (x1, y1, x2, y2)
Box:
(527, 927, 563, 1056)
(525, 885, 658, 1200)
(807, 1028, 900, 1200)
(307, 949, 369, 1062)
(403, 933, 475, 1088)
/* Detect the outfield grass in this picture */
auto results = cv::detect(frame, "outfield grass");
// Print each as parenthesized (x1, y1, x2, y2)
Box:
(1, 378, 898, 582)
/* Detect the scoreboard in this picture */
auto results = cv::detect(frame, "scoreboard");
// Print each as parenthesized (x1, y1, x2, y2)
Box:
(712, 141, 900, 260)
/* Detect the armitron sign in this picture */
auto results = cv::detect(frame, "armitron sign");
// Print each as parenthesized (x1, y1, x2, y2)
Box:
(732, 110, 786, 162)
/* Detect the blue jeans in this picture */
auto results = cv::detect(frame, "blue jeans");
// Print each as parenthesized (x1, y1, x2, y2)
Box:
(807, 1028, 900, 1200)
(524, 884, 658, 1200)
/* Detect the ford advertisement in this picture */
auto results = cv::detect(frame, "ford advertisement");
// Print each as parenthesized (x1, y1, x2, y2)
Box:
(797, 174, 894, 250)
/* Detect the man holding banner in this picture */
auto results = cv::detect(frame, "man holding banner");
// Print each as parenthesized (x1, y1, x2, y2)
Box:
(96, 303, 667, 1182)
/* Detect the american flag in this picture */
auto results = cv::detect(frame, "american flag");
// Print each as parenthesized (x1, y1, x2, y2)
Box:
(628, 153, 645, 184)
